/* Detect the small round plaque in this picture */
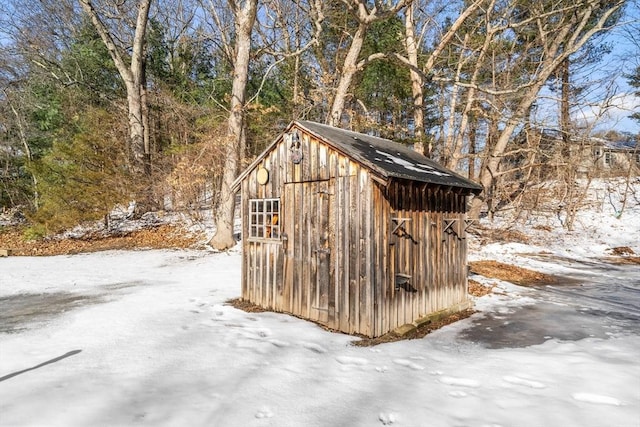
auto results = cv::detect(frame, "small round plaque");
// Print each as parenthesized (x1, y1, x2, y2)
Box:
(257, 167, 269, 185)
(291, 149, 303, 164)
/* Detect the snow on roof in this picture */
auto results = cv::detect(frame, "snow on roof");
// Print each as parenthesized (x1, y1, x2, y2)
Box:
(600, 139, 637, 150)
(297, 121, 482, 192)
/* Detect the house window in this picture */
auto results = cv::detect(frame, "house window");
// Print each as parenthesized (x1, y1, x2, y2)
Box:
(249, 199, 280, 239)
(604, 151, 611, 166)
(636, 153, 640, 165)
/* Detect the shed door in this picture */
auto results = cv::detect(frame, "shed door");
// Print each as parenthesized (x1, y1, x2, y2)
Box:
(283, 181, 333, 325)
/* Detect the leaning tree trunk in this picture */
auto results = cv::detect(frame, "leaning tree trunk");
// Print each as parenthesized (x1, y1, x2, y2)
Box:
(327, 23, 367, 127)
(468, 85, 547, 218)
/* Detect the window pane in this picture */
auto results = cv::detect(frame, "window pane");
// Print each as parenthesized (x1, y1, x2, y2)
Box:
(249, 198, 280, 240)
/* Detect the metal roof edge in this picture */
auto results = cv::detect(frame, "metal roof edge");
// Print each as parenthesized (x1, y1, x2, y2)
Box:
(295, 120, 392, 183)
(296, 120, 483, 192)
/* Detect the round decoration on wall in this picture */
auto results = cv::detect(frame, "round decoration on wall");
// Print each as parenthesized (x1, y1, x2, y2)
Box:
(290, 149, 303, 164)
(257, 167, 269, 185)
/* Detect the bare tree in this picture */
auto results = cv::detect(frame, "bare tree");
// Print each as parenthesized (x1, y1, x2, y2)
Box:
(79, 0, 152, 176)
(327, 0, 412, 126)
(204, 0, 258, 250)
(362, 0, 483, 151)
(426, 0, 626, 218)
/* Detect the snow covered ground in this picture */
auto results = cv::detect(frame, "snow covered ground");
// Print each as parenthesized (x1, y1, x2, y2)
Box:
(1, 179, 639, 427)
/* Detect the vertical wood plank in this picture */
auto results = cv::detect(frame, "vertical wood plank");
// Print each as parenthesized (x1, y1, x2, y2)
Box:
(382, 184, 390, 335)
(390, 181, 398, 331)
(304, 181, 313, 320)
(295, 183, 303, 316)
(310, 138, 318, 182)
(241, 181, 248, 300)
(371, 184, 379, 336)
(319, 144, 328, 180)
(362, 171, 372, 336)
(285, 184, 294, 313)
(343, 174, 352, 333)
(318, 180, 330, 324)
(328, 178, 336, 327)
(419, 184, 426, 316)
(350, 172, 359, 334)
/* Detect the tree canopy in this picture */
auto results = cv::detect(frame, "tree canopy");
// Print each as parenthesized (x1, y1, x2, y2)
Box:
(0, 0, 637, 237)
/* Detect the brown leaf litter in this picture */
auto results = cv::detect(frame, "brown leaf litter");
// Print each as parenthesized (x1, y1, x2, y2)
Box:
(0, 224, 203, 256)
(469, 260, 558, 287)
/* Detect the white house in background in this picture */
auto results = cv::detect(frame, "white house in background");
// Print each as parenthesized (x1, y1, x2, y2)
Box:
(591, 138, 639, 174)
(528, 129, 639, 178)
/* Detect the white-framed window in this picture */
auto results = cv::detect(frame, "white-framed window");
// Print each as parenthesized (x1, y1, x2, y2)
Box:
(604, 151, 611, 166)
(249, 198, 280, 239)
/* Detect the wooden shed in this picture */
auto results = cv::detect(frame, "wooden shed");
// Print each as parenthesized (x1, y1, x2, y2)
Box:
(233, 121, 482, 337)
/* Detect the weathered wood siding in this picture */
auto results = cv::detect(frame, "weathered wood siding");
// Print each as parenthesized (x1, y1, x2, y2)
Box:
(371, 181, 469, 337)
(241, 129, 375, 336)
(240, 125, 470, 337)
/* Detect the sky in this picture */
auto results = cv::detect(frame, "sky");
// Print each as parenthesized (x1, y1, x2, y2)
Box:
(577, 3, 640, 134)
(533, 22, 640, 136)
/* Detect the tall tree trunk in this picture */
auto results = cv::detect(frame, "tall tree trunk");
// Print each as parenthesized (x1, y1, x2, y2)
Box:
(469, 82, 555, 218)
(468, 115, 477, 179)
(404, 2, 424, 154)
(446, 17, 494, 171)
(328, 23, 367, 126)
(5, 93, 38, 208)
(209, 0, 258, 250)
(80, 0, 151, 177)
(124, 79, 147, 176)
(327, 0, 411, 127)
(560, 58, 571, 147)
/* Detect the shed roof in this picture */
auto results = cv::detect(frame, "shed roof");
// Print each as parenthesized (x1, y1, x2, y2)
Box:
(297, 121, 482, 192)
(233, 121, 483, 193)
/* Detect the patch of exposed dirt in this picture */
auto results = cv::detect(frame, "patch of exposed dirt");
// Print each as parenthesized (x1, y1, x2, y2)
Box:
(353, 309, 476, 347)
(603, 247, 639, 263)
(469, 260, 558, 287)
(604, 256, 640, 265)
(226, 298, 475, 346)
(226, 298, 271, 313)
(0, 224, 204, 256)
(610, 246, 635, 256)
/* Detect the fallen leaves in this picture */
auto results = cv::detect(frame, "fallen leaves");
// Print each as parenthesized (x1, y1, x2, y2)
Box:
(0, 224, 204, 256)
(468, 279, 496, 297)
(469, 260, 558, 287)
